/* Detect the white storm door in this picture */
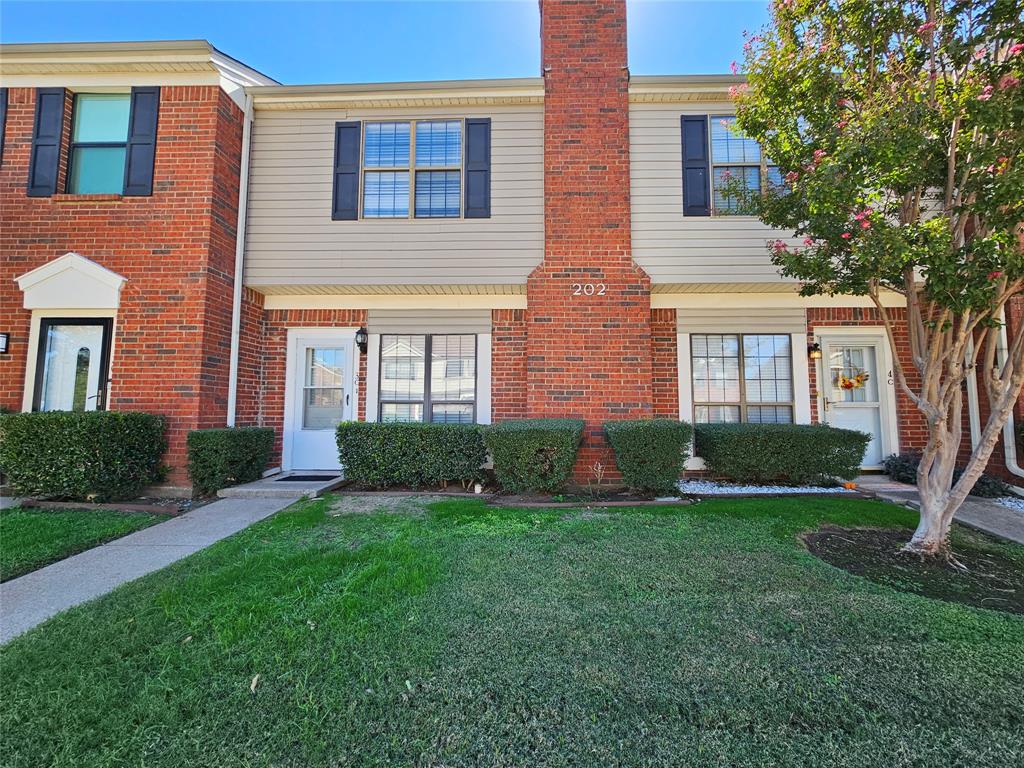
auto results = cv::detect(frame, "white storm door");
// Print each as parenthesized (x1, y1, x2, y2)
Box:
(286, 334, 356, 471)
(820, 337, 887, 467)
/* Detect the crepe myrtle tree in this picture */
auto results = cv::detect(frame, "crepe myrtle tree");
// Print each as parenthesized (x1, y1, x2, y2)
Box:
(724, 0, 1024, 558)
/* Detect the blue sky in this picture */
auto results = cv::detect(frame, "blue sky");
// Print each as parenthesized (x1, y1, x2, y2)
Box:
(0, 1, 770, 84)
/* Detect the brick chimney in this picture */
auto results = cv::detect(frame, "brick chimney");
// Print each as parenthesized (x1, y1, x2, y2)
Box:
(528, 0, 653, 481)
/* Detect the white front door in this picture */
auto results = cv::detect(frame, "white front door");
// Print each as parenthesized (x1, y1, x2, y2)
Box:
(285, 332, 356, 471)
(819, 335, 894, 468)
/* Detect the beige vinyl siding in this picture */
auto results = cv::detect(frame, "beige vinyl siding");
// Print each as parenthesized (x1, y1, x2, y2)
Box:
(367, 309, 492, 334)
(630, 102, 801, 286)
(244, 106, 543, 289)
(677, 306, 807, 334)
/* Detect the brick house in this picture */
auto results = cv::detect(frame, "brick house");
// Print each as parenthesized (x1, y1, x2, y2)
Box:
(2, 1, 1021, 491)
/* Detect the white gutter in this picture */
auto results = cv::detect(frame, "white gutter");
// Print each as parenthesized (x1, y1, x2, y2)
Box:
(997, 308, 1024, 478)
(226, 92, 254, 427)
(967, 308, 1024, 480)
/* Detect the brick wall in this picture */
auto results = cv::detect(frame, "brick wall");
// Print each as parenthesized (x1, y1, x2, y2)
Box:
(240, 308, 368, 467)
(651, 309, 679, 419)
(491, 309, 528, 422)
(528, 0, 653, 480)
(0, 86, 243, 487)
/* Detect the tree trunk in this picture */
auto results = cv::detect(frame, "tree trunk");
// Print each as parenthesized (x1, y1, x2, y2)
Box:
(906, 490, 955, 557)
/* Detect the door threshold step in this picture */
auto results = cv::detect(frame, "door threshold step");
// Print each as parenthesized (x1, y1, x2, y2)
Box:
(217, 473, 346, 499)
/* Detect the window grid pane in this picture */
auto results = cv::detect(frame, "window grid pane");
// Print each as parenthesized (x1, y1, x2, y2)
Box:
(415, 171, 461, 218)
(363, 122, 410, 167)
(72, 94, 130, 143)
(363, 171, 410, 218)
(711, 116, 761, 163)
(69, 147, 127, 195)
(431, 335, 476, 402)
(415, 120, 462, 167)
(712, 165, 760, 213)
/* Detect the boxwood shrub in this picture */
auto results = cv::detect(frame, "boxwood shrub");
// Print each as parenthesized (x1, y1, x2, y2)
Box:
(336, 421, 486, 489)
(0, 411, 166, 501)
(484, 419, 584, 493)
(694, 423, 869, 484)
(605, 419, 693, 495)
(187, 427, 274, 496)
(883, 452, 1012, 498)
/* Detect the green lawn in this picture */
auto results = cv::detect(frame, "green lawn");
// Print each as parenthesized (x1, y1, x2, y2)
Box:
(0, 506, 167, 582)
(1, 496, 1022, 767)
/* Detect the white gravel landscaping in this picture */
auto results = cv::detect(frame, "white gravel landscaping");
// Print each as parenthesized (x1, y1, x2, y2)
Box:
(996, 495, 1024, 514)
(678, 479, 855, 496)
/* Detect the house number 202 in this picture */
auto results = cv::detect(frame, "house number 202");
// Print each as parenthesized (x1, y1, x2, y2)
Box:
(571, 283, 606, 296)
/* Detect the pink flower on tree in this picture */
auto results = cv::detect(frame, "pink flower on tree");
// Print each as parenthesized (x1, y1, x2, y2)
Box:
(841, 232, 852, 240)
(730, 60, 739, 75)
(836, 119, 849, 130)
(998, 74, 1020, 90)
(812, 149, 827, 164)
(978, 84, 994, 101)
(988, 271, 1004, 280)
(771, 239, 789, 254)
(916, 21, 937, 35)
(803, 237, 814, 246)
(1008, 43, 1024, 56)
(860, 220, 871, 229)
(784, 170, 801, 183)
(974, 47, 987, 60)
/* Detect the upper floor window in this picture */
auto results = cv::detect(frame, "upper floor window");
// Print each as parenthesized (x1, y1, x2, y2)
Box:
(362, 120, 462, 219)
(68, 94, 131, 195)
(710, 116, 780, 215)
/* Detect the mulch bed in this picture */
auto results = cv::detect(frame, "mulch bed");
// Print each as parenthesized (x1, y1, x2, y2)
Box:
(803, 525, 1024, 615)
(18, 497, 203, 516)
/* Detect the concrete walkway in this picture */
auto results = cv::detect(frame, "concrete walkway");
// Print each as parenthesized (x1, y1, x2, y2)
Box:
(856, 475, 1024, 545)
(0, 496, 292, 645)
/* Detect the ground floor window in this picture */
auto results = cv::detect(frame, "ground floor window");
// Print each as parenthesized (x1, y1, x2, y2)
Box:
(690, 333, 793, 423)
(33, 318, 113, 412)
(379, 334, 476, 423)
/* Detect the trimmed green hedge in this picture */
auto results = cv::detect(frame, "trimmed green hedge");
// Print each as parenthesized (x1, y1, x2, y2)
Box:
(605, 419, 693, 495)
(485, 419, 584, 493)
(336, 422, 486, 489)
(694, 423, 869, 484)
(187, 427, 274, 496)
(0, 411, 166, 501)
(883, 452, 1012, 498)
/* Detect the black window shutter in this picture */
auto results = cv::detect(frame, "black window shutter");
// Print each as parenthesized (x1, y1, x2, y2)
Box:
(681, 115, 710, 216)
(464, 117, 491, 218)
(27, 87, 65, 197)
(332, 121, 361, 220)
(0, 88, 8, 165)
(123, 86, 160, 196)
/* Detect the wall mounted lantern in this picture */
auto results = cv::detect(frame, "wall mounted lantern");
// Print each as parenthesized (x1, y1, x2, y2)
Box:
(355, 327, 368, 354)
(807, 342, 822, 360)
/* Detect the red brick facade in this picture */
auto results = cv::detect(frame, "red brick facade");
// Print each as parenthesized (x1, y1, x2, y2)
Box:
(491, 309, 528, 422)
(0, 85, 243, 487)
(651, 309, 680, 419)
(528, 0, 653, 479)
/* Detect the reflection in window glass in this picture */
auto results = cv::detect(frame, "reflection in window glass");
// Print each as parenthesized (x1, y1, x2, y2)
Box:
(414, 170, 461, 217)
(379, 334, 475, 423)
(415, 121, 462, 167)
(302, 348, 346, 429)
(363, 122, 411, 167)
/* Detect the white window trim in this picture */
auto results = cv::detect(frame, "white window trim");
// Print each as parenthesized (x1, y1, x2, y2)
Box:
(678, 331, 812, 471)
(365, 331, 491, 425)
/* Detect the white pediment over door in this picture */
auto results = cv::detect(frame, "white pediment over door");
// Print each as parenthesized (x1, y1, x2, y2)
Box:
(15, 252, 127, 310)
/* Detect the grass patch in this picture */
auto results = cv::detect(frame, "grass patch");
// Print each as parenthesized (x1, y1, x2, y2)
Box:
(0, 507, 167, 581)
(1, 496, 1022, 767)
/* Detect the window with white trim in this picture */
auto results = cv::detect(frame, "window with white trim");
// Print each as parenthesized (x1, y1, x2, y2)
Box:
(362, 120, 462, 219)
(379, 334, 476, 423)
(710, 116, 781, 214)
(691, 333, 793, 423)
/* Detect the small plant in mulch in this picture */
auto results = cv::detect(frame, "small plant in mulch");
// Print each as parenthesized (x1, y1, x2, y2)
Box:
(803, 526, 1024, 615)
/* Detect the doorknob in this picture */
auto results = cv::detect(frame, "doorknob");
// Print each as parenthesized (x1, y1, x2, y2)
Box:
(823, 397, 831, 412)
